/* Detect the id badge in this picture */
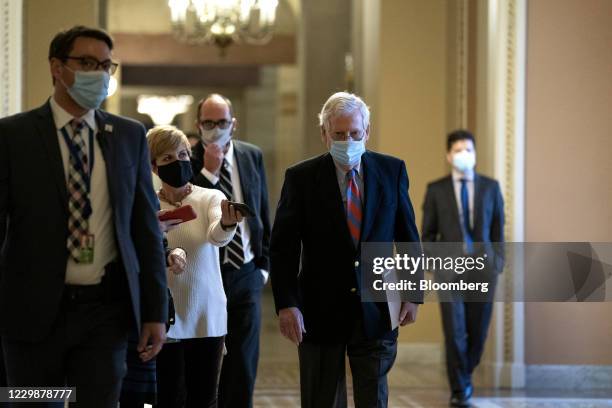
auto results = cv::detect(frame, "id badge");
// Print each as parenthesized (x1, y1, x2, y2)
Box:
(78, 234, 95, 264)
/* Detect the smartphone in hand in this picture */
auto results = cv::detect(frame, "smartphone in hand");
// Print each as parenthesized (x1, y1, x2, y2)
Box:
(227, 201, 255, 217)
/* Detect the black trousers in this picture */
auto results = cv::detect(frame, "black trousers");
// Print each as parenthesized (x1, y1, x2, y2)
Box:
(439, 301, 494, 394)
(1, 269, 132, 408)
(218, 260, 264, 408)
(297, 320, 397, 408)
(155, 336, 225, 408)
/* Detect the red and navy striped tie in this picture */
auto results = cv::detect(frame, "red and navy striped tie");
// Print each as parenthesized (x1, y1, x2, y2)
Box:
(346, 168, 362, 248)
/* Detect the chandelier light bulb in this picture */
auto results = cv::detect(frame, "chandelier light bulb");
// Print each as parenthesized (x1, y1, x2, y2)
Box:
(137, 95, 194, 126)
(168, 0, 279, 54)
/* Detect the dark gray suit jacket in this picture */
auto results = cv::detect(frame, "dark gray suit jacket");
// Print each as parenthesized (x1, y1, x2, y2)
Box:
(190, 140, 271, 271)
(0, 101, 168, 341)
(421, 174, 505, 273)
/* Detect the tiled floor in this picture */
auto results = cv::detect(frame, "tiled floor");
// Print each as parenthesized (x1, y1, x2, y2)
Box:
(254, 359, 612, 407)
(253, 391, 612, 408)
(255, 289, 612, 407)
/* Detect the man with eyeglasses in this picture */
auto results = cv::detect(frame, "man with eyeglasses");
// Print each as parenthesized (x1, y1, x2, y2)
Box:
(190, 94, 271, 408)
(0, 26, 168, 406)
(270, 92, 423, 407)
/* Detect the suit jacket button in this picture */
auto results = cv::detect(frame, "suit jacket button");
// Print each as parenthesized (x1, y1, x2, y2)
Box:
(354, 261, 359, 267)
(350, 287, 357, 293)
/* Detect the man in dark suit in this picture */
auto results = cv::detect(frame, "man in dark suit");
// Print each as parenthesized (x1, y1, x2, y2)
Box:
(190, 94, 271, 408)
(0, 26, 168, 407)
(421, 129, 504, 407)
(270, 92, 422, 408)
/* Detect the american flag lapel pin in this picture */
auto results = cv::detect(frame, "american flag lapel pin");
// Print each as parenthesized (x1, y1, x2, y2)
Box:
(105, 124, 113, 133)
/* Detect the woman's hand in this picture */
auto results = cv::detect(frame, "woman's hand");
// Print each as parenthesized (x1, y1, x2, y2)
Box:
(167, 248, 187, 275)
(157, 210, 182, 233)
(220, 199, 244, 228)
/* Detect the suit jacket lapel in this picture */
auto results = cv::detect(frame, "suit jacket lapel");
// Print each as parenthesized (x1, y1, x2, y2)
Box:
(360, 152, 382, 243)
(472, 173, 482, 234)
(443, 176, 462, 233)
(233, 142, 254, 206)
(94, 110, 116, 207)
(35, 101, 68, 213)
(316, 154, 354, 251)
(193, 142, 205, 172)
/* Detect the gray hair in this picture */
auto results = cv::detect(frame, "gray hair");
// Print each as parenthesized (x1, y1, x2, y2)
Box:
(318, 91, 370, 132)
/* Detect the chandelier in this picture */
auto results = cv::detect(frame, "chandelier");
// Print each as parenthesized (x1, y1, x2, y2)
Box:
(168, 0, 279, 54)
(137, 95, 194, 126)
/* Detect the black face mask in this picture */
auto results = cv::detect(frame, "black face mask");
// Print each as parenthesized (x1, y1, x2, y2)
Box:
(157, 160, 193, 188)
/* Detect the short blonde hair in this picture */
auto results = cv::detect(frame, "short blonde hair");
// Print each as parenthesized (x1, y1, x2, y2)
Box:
(147, 125, 191, 164)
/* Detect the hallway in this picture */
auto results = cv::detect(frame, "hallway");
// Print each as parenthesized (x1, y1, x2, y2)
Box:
(254, 289, 612, 407)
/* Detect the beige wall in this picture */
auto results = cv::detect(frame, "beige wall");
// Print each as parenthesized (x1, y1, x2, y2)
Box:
(525, 0, 612, 365)
(23, 0, 99, 110)
(377, 0, 453, 343)
(378, 0, 450, 233)
(299, 0, 352, 158)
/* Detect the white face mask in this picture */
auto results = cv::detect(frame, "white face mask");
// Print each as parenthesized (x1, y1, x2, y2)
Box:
(452, 150, 476, 173)
(200, 125, 232, 147)
(330, 140, 366, 168)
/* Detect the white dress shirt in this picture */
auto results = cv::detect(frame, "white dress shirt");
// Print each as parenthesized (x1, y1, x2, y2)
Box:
(200, 141, 255, 265)
(451, 169, 475, 230)
(49, 97, 117, 285)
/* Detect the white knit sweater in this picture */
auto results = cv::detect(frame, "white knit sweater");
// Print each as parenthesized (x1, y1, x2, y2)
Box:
(161, 185, 235, 339)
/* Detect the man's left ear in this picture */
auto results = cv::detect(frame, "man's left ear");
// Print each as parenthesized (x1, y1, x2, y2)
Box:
(364, 124, 371, 143)
(231, 118, 238, 136)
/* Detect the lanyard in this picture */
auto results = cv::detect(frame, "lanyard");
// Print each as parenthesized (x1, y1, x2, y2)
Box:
(60, 124, 95, 193)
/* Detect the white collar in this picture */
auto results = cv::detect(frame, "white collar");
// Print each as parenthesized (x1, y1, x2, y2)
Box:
(223, 140, 235, 168)
(452, 169, 475, 182)
(50, 96, 96, 131)
(333, 159, 362, 179)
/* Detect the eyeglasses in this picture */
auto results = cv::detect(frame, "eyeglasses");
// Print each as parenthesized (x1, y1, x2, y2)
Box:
(64, 56, 119, 75)
(330, 130, 366, 141)
(199, 119, 232, 131)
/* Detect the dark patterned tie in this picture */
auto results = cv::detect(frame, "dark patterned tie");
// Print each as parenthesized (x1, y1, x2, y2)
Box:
(346, 168, 362, 248)
(218, 159, 244, 269)
(66, 119, 91, 262)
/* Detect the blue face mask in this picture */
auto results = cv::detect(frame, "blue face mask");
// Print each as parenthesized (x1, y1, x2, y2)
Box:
(330, 140, 366, 167)
(62, 66, 110, 110)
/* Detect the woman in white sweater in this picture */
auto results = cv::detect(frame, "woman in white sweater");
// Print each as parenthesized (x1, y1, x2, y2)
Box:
(147, 125, 243, 408)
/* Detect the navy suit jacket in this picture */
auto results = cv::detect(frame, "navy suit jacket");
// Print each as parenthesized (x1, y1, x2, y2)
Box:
(0, 101, 168, 341)
(421, 174, 505, 273)
(270, 151, 422, 343)
(190, 140, 271, 271)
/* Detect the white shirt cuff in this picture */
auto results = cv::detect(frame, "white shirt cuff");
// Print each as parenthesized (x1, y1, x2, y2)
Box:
(201, 167, 220, 185)
(260, 269, 269, 285)
(210, 221, 236, 246)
